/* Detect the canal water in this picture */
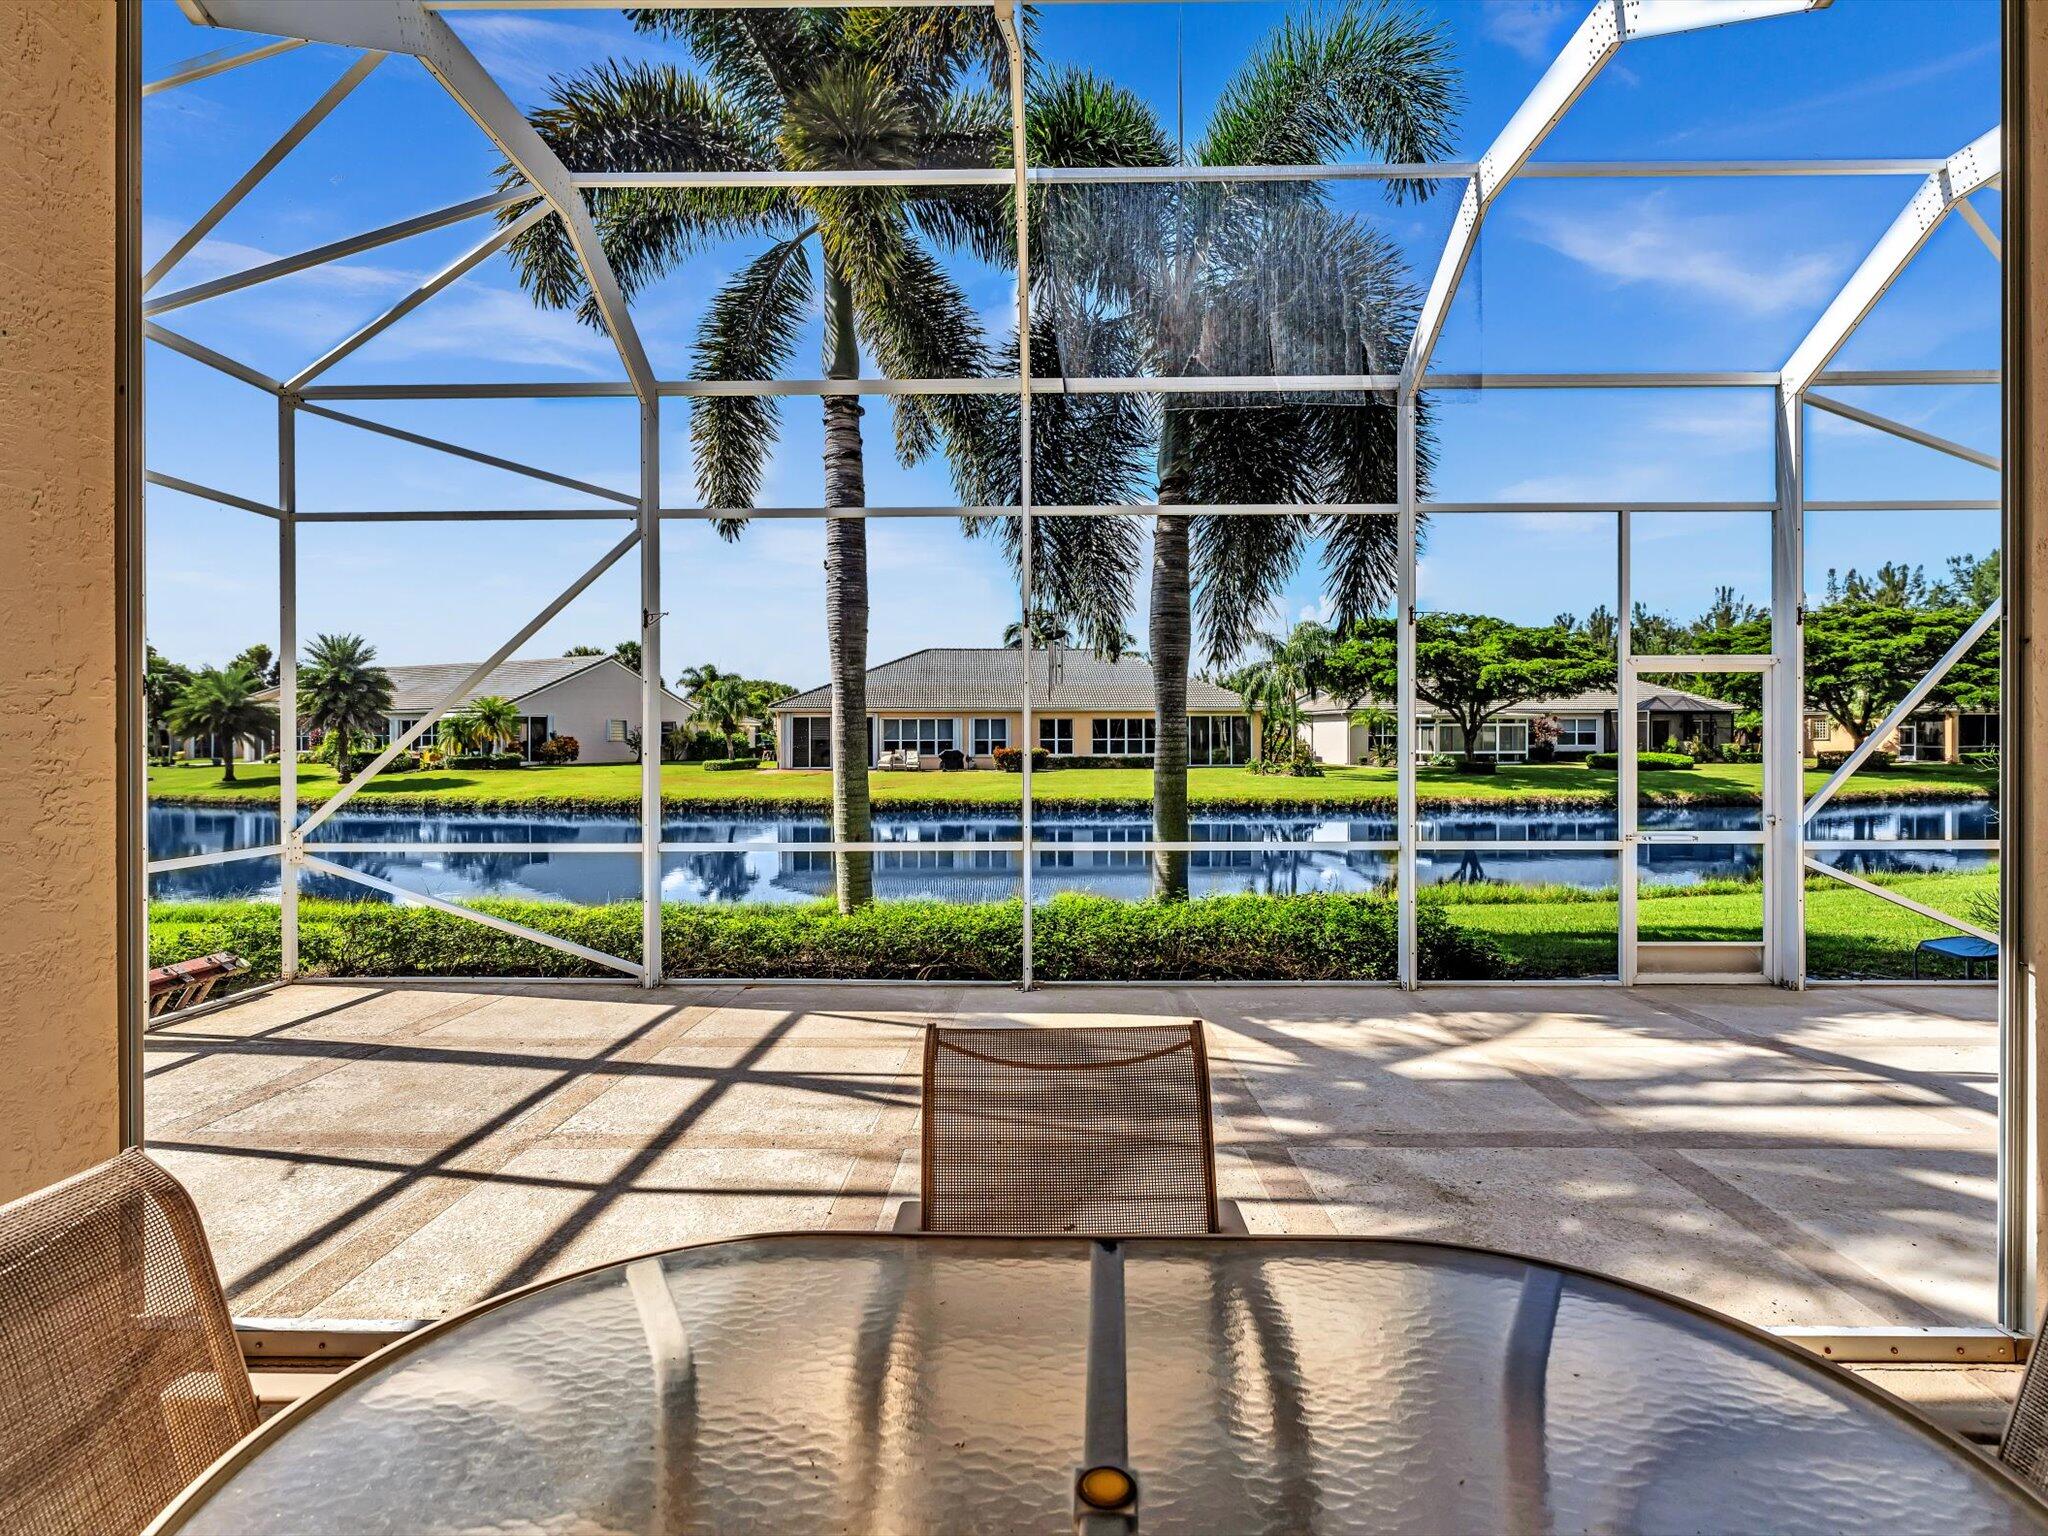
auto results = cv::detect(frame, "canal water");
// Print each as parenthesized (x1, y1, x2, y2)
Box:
(147, 797, 1998, 906)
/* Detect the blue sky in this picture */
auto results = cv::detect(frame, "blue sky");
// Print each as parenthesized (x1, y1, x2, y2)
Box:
(140, 0, 2001, 689)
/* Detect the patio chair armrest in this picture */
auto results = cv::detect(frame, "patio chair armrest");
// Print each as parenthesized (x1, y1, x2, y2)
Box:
(891, 1199, 923, 1233)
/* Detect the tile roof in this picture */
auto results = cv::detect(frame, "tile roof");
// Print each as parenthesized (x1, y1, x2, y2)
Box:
(257, 656, 690, 713)
(1299, 686, 1738, 716)
(772, 648, 1246, 714)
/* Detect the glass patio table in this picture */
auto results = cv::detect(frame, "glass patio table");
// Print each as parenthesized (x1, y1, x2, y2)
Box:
(150, 1235, 2048, 1535)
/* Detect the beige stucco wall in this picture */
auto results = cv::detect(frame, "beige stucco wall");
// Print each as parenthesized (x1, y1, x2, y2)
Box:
(0, 0, 122, 1201)
(517, 661, 692, 765)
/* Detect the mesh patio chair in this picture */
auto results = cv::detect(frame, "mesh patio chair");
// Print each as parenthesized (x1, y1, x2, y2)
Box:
(2000, 1324, 2048, 1494)
(0, 1149, 257, 1536)
(899, 1022, 1246, 1236)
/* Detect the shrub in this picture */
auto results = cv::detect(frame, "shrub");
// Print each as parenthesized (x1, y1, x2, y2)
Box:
(993, 747, 1051, 773)
(384, 751, 420, 774)
(146, 892, 1510, 984)
(1717, 745, 1763, 764)
(703, 757, 761, 772)
(450, 754, 497, 769)
(491, 753, 524, 769)
(534, 734, 581, 765)
(1586, 751, 1693, 770)
(1962, 750, 1999, 773)
(1422, 755, 1496, 775)
(1040, 754, 1153, 770)
(1814, 749, 1895, 771)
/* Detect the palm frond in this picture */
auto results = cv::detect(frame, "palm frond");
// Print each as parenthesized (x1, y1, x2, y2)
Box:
(689, 233, 816, 527)
(503, 62, 796, 323)
(627, 7, 842, 118)
(1197, 2, 1459, 202)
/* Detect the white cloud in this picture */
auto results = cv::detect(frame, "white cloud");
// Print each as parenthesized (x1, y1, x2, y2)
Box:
(1482, 1, 1575, 64)
(451, 15, 632, 99)
(1515, 192, 1844, 318)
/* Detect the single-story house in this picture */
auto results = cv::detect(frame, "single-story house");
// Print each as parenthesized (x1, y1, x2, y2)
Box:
(241, 655, 693, 766)
(1806, 706, 1998, 763)
(770, 647, 1258, 769)
(1298, 687, 1740, 764)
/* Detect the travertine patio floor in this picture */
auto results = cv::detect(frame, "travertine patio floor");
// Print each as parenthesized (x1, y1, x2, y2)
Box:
(145, 979, 1999, 1332)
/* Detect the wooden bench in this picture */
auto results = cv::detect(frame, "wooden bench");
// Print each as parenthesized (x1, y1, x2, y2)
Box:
(148, 951, 249, 1022)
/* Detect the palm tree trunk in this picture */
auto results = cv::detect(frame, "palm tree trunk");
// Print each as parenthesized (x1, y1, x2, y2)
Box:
(1151, 438, 1191, 901)
(823, 261, 872, 911)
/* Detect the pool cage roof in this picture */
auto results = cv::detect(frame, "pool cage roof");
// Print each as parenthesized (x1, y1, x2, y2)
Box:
(145, 0, 2002, 997)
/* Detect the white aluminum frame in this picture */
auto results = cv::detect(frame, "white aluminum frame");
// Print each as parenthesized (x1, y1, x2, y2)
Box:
(145, 0, 2012, 1324)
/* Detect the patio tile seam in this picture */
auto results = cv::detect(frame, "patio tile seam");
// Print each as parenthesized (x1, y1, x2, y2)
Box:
(241, 989, 745, 1315)
(147, 991, 509, 1138)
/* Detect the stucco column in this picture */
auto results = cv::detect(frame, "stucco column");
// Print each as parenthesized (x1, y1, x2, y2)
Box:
(2011, 0, 2046, 1328)
(0, 0, 134, 1201)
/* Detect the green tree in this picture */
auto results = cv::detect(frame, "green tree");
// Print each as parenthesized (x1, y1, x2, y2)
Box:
(167, 664, 277, 784)
(144, 645, 195, 756)
(564, 645, 608, 658)
(1932, 550, 1999, 610)
(612, 640, 643, 676)
(693, 675, 755, 758)
(504, 15, 1001, 912)
(297, 634, 394, 786)
(439, 711, 491, 759)
(1323, 613, 1615, 769)
(1229, 622, 1334, 762)
(677, 662, 736, 701)
(229, 642, 281, 687)
(954, 6, 1457, 896)
(1803, 604, 1998, 744)
(469, 694, 522, 755)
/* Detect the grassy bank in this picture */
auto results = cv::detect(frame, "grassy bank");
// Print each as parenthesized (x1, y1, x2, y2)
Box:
(149, 867, 1993, 987)
(147, 758, 1995, 814)
(1434, 867, 1996, 979)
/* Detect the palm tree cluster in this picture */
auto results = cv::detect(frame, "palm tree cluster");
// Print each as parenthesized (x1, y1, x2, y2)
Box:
(297, 633, 395, 784)
(507, 2, 1457, 904)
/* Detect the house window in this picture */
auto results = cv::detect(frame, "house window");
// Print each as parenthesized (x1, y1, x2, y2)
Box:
(1959, 713, 1999, 751)
(880, 718, 955, 755)
(1039, 717, 1074, 755)
(971, 717, 1009, 756)
(1189, 715, 1251, 765)
(520, 716, 550, 758)
(1092, 717, 1156, 756)
(1555, 716, 1600, 751)
(606, 719, 628, 743)
(791, 716, 830, 768)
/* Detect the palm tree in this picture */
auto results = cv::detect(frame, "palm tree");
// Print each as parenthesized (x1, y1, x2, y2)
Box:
(469, 694, 522, 756)
(564, 645, 607, 658)
(502, 13, 1003, 912)
(677, 662, 737, 702)
(144, 645, 194, 758)
(439, 711, 490, 759)
(693, 674, 754, 757)
(1236, 622, 1334, 763)
(955, 7, 1456, 897)
(297, 633, 395, 786)
(167, 664, 278, 784)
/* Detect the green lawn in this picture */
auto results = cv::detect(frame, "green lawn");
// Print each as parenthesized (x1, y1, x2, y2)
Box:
(1435, 866, 1996, 980)
(146, 757, 1995, 811)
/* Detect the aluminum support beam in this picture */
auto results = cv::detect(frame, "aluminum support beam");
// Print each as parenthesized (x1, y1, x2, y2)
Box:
(146, 190, 533, 316)
(1783, 128, 2001, 394)
(1617, 513, 1637, 985)
(144, 471, 282, 520)
(286, 203, 552, 390)
(1396, 395, 1418, 988)
(295, 527, 642, 838)
(178, 0, 656, 400)
(1956, 196, 2004, 261)
(1770, 396, 1804, 986)
(279, 402, 300, 978)
(145, 52, 386, 292)
(1401, 0, 1827, 388)
(638, 403, 663, 987)
(1803, 392, 2001, 472)
(144, 36, 307, 95)
(295, 403, 639, 506)
(145, 321, 283, 393)
(996, 0, 1037, 988)
(1802, 599, 2003, 823)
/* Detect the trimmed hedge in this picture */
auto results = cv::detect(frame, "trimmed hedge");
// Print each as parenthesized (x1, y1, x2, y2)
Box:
(148, 893, 1508, 984)
(1814, 749, 1896, 771)
(1585, 751, 1693, 770)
